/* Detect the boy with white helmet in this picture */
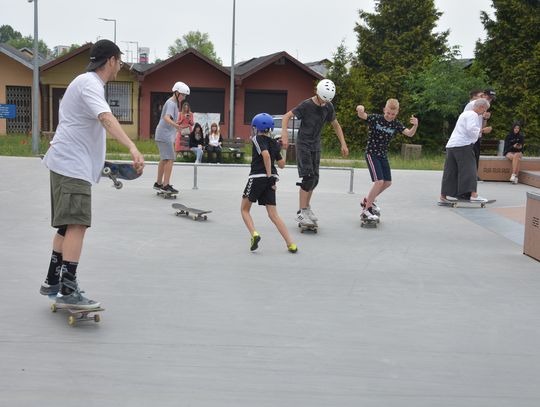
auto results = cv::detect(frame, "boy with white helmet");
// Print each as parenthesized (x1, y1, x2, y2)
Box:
(154, 81, 190, 194)
(280, 79, 349, 226)
(241, 113, 297, 253)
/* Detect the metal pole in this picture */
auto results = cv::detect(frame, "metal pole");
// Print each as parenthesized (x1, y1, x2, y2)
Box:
(228, 0, 236, 139)
(113, 20, 117, 44)
(31, 0, 39, 154)
(193, 164, 198, 190)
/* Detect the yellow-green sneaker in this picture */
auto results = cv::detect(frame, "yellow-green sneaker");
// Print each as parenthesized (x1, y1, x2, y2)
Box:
(250, 232, 261, 251)
(288, 243, 298, 253)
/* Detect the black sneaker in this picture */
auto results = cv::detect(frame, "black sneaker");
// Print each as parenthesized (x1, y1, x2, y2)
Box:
(153, 182, 163, 190)
(163, 184, 179, 194)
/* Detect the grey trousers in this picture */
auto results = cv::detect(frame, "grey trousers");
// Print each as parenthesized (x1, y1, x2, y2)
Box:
(441, 144, 477, 197)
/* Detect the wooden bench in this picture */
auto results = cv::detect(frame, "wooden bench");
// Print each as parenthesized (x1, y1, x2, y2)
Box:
(177, 136, 246, 162)
(478, 155, 540, 183)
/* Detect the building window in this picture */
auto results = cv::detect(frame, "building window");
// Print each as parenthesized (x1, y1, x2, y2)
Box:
(244, 90, 287, 124)
(188, 88, 225, 124)
(106, 81, 133, 123)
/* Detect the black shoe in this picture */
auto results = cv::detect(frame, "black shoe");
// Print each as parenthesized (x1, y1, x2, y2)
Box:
(163, 184, 179, 194)
(153, 182, 163, 190)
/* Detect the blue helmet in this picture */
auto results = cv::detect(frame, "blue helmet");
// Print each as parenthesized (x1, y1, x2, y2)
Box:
(251, 113, 274, 132)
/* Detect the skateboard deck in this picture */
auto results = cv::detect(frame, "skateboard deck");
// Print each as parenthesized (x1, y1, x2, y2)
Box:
(172, 203, 212, 220)
(50, 302, 104, 326)
(157, 190, 178, 199)
(438, 198, 496, 208)
(298, 222, 318, 233)
(102, 161, 141, 189)
(360, 218, 378, 228)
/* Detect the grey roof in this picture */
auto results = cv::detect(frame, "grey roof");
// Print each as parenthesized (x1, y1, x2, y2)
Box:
(129, 62, 156, 74)
(0, 42, 49, 69)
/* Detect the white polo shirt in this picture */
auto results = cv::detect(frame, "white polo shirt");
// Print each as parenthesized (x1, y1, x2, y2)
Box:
(446, 110, 482, 148)
(43, 72, 111, 184)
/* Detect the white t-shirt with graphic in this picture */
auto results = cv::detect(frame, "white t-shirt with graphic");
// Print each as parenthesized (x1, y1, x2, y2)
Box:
(43, 72, 111, 184)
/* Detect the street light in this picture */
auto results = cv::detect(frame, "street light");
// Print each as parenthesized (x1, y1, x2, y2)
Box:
(28, 0, 39, 154)
(229, 0, 236, 139)
(99, 17, 117, 43)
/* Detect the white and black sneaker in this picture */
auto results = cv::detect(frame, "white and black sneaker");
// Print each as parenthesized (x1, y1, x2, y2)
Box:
(361, 207, 379, 222)
(305, 206, 318, 223)
(295, 209, 315, 226)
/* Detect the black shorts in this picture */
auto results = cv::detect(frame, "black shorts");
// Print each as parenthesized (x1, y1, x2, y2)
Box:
(365, 154, 392, 182)
(296, 148, 321, 178)
(242, 177, 276, 206)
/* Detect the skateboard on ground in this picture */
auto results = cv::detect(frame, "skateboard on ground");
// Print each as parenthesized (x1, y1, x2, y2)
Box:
(438, 198, 496, 208)
(298, 222, 318, 233)
(102, 161, 141, 189)
(172, 203, 212, 220)
(157, 190, 178, 199)
(49, 296, 104, 326)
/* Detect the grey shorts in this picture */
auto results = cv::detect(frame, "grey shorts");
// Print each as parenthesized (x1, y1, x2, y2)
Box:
(156, 140, 175, 160)
(50, 171, 92, 228)
(296, 147, 321, 178)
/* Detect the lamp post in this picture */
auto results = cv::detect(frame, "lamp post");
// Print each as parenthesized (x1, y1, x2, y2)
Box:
(228, 0, 236, 139)
(28, 0, 39, 154)
(99, 17, 117, 43)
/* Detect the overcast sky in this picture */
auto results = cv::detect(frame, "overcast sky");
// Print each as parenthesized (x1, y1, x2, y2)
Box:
(4, 0, 494, 64)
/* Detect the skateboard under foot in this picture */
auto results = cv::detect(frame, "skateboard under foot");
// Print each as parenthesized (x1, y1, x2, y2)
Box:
(360, 219, 378, 228)
(298, 223, 318, 233)
(438, 198, 496, 208)
(172, 203, 212, 220)
(50, 302, 104, 326)
(157, 190, 178, 199)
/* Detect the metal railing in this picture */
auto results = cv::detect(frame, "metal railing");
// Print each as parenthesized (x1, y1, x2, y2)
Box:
(165, 162, 355, 193)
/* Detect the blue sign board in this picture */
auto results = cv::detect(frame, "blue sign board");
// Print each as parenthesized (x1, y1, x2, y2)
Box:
(0, 104, 16, 119)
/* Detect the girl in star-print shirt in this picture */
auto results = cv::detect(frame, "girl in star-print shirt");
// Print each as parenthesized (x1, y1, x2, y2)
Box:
(356, 99, 418, 221)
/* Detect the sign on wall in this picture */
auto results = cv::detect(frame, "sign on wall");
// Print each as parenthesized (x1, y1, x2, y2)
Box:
(0, 104, 16, 119)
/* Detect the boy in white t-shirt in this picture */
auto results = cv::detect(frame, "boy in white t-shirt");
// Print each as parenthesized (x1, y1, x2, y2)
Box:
(40, 40, 144, 309)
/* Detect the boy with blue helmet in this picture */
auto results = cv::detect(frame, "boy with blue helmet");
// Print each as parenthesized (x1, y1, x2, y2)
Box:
(241, 113, 297, 253)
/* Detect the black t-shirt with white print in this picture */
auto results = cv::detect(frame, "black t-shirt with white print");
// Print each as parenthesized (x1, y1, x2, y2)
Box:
(365, 114, 406, 157)
(249, 134, 283, 178)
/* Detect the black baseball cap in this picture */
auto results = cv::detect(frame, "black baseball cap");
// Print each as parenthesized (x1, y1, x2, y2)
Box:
(483, 88, 496, 100)
(86, 39, 122, 71)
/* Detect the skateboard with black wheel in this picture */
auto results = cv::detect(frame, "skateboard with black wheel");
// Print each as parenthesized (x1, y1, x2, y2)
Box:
(157, 190, 178, 199)
(438, 198, 496, 208)
(49, 298, 104, 326)
(102, 161, 141, 189)
(172, 203, 212, 220)
(298, 222, 318, 233)
(360, 217, 378, 228)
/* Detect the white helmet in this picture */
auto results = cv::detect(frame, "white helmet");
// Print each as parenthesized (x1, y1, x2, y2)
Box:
(172, 81, 190, 95)
(316, 79, 335, 102)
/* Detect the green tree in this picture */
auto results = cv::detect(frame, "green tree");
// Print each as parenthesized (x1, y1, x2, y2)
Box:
(0, 25, 23, 43)
(475, 0, 540, 150)
(403, 57, 489, 151)
(7, 35, 51, 57)
(354, 0, 449, 110)
(58, 44, 81, 57)
(322, 42, 372, 152)
(168, 31, 222, 64)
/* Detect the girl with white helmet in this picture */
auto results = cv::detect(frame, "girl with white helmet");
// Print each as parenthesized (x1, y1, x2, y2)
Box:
(154, 81, 190, 194)
(280, 79, 349, 227)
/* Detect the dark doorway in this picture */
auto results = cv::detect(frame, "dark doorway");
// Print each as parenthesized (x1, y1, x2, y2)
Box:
(150, 92, 171, 138)
(52, 88, 67, 130)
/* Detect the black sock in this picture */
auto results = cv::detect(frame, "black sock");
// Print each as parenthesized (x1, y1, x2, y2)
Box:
(60, 261, 78, 295)
(45, 250, 62, 285)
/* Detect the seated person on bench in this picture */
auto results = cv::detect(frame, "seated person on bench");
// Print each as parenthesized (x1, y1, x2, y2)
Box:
(504, 122, 525, 184)
(189, 123, 205, 164)
(206, 122, 223, 163)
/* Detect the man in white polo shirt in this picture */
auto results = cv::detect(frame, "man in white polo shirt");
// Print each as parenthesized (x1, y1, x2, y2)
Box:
(440, 98, 492, 203)
(40, 39, 144, 309)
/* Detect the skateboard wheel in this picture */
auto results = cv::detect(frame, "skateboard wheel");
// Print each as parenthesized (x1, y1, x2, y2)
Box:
(94, 314, 101, 323)
(51, 303, 57, 313)
(68, 315, 76, 326)
(192, 215, 197, 220)
(203, 216, 207, 220)
(298, 223, 301, 228)
(114, 181, 123, 190)
(103, 167, 111, 175)
(314, 229, 318, 234)
(186, 211, 189, 216)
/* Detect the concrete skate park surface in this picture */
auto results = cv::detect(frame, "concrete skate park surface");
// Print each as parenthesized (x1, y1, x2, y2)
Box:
(1, 156, 539, 407)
